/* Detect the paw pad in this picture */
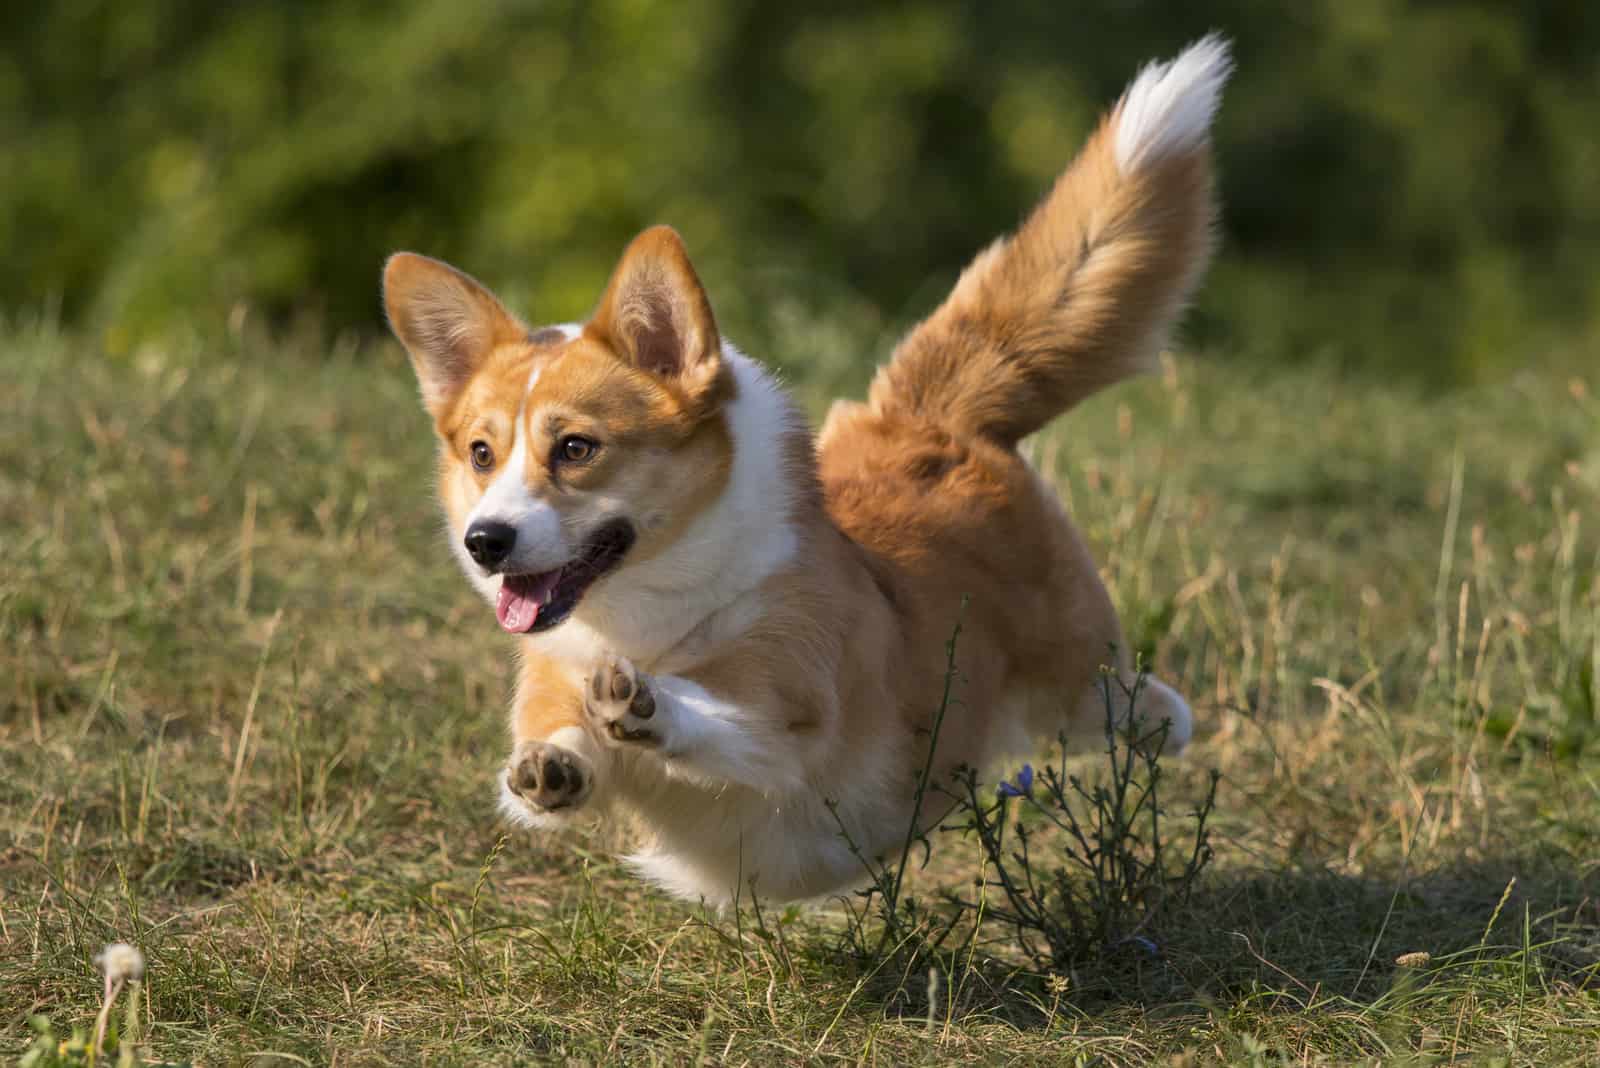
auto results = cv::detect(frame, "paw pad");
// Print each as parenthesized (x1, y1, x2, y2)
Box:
(586, 655, 659, 744)
(507, 741, 589, 811)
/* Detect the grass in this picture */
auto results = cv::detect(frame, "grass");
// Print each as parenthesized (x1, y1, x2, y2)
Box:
(2, 312, 1597, 1065)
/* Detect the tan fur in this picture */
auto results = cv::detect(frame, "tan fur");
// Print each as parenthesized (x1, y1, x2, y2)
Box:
(512, 653, 584, 742)
(384, 54, 1220, 901)
(517, 334, 735, 569)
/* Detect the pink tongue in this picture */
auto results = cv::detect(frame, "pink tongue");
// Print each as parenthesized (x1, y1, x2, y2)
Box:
(495, 570, 562, 633)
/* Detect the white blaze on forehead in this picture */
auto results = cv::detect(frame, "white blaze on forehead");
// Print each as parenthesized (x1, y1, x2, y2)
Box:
(524, 324, 582, 397)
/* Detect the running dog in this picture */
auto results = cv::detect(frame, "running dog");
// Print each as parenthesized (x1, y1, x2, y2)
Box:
(382, 35, 1230, 903)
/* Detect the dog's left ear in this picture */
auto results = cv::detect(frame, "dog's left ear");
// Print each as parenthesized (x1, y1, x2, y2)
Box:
(588, 226, 722, 401)
(383, 252, 527, 417)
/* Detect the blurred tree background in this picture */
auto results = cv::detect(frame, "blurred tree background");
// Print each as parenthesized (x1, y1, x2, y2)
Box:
(3, 0, 1597, 386)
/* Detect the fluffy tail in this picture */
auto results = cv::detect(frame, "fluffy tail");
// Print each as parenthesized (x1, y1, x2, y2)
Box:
(868, 35, 1232, 447)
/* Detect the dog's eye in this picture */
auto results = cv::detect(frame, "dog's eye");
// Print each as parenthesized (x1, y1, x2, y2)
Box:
(469, 440, 495, 471)
(558, 435, 597, 464)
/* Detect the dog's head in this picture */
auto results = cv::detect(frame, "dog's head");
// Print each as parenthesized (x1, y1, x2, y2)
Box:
(383, 226, 735, 633)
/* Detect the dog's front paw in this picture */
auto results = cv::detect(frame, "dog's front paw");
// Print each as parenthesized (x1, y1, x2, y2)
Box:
(585, 654, 661, 746)
(504, 740, 592, 814)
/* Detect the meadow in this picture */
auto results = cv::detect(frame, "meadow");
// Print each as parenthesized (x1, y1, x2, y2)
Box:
(3, 316, 1597, 1065)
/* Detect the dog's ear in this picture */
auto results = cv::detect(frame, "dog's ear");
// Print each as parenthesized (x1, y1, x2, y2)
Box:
(383, 253, 527, 416)
(588, 226, 722, 401)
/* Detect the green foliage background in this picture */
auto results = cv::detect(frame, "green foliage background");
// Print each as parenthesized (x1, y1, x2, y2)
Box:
(5, 0, 1598, 383)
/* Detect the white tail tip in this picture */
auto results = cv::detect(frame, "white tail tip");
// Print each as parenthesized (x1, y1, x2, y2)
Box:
(1114, 33, 1233, 174)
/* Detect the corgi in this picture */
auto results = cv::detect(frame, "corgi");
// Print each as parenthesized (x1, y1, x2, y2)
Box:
(382, 36, 1230, 904)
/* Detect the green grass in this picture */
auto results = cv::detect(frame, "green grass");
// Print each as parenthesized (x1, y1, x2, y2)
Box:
(3, 315, 1597, 1065)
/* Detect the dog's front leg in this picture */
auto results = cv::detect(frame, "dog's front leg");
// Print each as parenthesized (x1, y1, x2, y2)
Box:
(499, 654, 606, 827)
(584, 654, 801, 794)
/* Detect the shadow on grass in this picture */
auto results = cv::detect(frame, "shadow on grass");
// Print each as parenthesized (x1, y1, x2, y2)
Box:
(1158, 854, 1597, 1002)
(810, 849, 1598, 1032)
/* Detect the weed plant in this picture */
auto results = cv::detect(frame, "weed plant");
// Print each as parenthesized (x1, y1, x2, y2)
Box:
(828, 631, 1220, 988)
(944, 668, 1220, 974)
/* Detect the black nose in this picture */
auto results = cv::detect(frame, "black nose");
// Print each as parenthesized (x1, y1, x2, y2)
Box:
(464, 520, 517, 570)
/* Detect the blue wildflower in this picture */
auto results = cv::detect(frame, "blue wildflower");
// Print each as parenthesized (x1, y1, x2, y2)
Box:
(997, 763, 1034, 798)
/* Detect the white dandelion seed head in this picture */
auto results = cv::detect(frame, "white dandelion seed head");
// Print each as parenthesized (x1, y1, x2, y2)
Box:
(96, 942, 146, 984)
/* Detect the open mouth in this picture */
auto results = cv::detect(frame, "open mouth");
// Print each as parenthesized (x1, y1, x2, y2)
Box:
(494, 519, 636, 634)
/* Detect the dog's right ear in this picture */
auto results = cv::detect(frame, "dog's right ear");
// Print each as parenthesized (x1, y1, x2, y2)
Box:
(587, 226, 723, 406)
(382, 253, 526, 416)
